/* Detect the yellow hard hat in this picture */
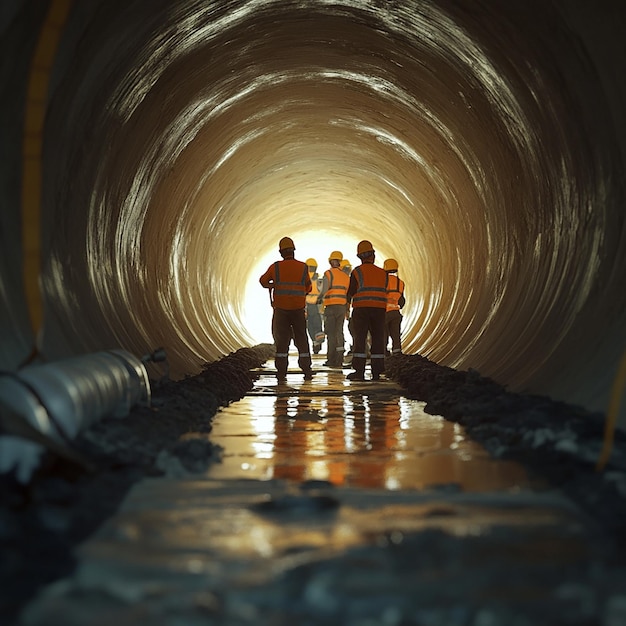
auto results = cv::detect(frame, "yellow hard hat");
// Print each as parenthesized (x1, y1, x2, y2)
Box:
(340, 259, 351, 269)
(357, 240, 374, 257)
(279, 236, 295, 251)
(306, 258, 318, 268)
(384, 258, 399, 272)
(328, 250, 343, 262)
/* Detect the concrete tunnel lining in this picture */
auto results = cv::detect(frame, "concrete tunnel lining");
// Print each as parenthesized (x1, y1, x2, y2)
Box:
(1, 0, 626, 424)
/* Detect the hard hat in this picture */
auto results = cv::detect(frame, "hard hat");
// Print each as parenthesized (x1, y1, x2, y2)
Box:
(328, 250, 343, 262)
(306, 258, 318, 268)
(384, 258, 399, 272)
(279, 236, 295, 251)
(357, 240, 374, 257)
(340, 259, 351, 269)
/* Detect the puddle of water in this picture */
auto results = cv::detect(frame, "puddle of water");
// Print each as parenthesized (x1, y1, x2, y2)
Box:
(207, 371, 531, 492)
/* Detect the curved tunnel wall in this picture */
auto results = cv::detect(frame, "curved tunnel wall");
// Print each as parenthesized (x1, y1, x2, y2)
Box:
(1, 0, 625, 423)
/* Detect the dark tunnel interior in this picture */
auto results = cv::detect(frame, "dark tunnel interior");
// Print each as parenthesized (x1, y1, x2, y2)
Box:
(1, 0, 626, 425)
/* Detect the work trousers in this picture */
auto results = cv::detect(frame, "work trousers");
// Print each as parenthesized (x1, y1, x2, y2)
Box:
(385, 310, 403, 355)
(272, 308, 312, 376)
(306, 302, 323, 348)
(350, 307, 386, 377)
(323, 304, 347, 366)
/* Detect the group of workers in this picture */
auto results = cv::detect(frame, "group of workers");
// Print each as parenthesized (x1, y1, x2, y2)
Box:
(259, 236, 405, 382)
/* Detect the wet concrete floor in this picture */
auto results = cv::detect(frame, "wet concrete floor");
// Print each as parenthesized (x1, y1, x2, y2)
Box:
(18, 357, 598, 625)
(209, 360, 531, 492)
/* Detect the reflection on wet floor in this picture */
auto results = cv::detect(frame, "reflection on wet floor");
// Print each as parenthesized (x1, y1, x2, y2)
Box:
(207, 359, 531, 493)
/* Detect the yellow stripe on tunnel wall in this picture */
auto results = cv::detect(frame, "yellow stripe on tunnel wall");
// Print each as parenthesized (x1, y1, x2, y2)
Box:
(21, 0, 73, 338)
(597, 346, 626, 471)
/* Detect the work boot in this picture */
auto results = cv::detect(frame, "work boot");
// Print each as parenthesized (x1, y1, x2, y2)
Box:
(371, 369, 385, 381)
(346, 371, 365, 381)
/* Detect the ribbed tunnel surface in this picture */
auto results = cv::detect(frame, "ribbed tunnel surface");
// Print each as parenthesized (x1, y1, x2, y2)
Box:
(1, 0, 626, 422)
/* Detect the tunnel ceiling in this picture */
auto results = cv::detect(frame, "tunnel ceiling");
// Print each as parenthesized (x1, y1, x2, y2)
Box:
(2, 0, 626, 420)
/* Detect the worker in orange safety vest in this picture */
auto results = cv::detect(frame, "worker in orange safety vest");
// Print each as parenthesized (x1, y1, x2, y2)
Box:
(346, 240, 388, 381)
(383, 258, 406, 355)
(318, 250, 350, 368)
(259, 237, 314, 383)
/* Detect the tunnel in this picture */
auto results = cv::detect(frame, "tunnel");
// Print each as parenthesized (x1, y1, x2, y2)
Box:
(1, 0, 626, 427)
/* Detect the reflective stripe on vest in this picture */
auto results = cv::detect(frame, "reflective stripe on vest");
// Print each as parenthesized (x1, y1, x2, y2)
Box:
(323, 267, 349, 305)
(386, 274, 405, 311)
(352, 264, 388, 308)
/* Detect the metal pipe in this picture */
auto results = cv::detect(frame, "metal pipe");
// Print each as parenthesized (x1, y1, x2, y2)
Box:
(0, 349, 151, 483)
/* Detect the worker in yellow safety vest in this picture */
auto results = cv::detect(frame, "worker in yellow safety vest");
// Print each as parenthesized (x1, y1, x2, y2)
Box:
(318, 250, 350, 367)
(340, 258, 355, 360)
(259, 237, 314, 382)
(346, 240, 388, 381)
(383, 258, 406, 355)
(305, 258, 325, 354)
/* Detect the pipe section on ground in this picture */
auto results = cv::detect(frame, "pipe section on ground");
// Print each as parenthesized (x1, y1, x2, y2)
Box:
(0, 1, 625, 424)
(0, 350, 151, 482)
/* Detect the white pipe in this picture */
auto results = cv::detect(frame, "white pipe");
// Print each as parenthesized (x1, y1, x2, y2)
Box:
(0, 349, 151, 483)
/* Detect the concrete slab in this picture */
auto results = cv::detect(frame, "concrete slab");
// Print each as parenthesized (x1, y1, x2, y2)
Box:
(19, 476, 595, 626)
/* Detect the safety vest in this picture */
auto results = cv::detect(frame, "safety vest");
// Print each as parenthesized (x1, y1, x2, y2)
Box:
(351, 263, 388, 308)
(323, 267, 349, 305)
(306, 272, 320, 304)
(262, 259, 311, 309)
(386, 274, 405, 311)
